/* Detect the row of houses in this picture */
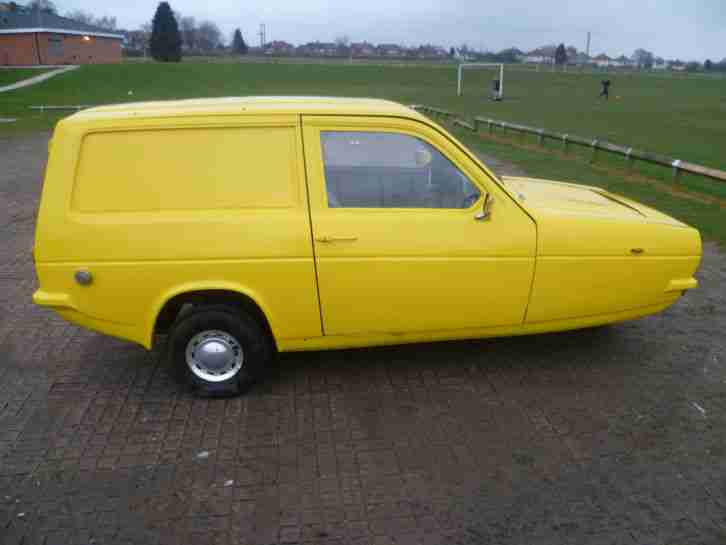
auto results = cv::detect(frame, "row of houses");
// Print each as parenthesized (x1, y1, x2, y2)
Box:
(522, 53, 649, 68)
(520, 52, 672, 70)
(262, 40, 449, 59)
(264, 42, 673, 70)
(591, 54, 666, 69)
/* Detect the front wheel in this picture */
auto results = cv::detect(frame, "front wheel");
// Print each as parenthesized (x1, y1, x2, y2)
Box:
(168, 305, 272, 397)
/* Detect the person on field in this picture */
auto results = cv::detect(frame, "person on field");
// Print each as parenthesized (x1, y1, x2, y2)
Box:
(600, 79, 611, 100)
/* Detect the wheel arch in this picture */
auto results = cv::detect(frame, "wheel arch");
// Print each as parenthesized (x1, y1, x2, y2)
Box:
(146, 282, 277, 351)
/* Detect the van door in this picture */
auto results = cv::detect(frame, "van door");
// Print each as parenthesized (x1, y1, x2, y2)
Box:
(302, 115, 537, 337)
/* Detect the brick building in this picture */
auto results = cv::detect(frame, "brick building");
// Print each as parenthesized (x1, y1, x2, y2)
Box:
(0, 4, 123, 66)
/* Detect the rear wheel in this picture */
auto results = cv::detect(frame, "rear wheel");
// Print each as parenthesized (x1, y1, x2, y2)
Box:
(168, 305, 272, 397)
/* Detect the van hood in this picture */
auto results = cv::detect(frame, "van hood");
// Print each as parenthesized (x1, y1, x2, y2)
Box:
(501, 176, 687, 227)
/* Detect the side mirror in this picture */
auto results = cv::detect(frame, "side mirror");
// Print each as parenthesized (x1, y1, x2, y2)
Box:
(475, 193, 494, 221)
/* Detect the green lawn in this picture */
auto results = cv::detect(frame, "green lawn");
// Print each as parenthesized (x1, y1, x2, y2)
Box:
(452, 68, 726, 170)
(3, 63, 724, 169)
(1, 61, 724, 217)
(0, 68, 53, 87)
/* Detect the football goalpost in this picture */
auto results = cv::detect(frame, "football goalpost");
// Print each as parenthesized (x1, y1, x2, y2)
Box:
(457, 63, 504, 99)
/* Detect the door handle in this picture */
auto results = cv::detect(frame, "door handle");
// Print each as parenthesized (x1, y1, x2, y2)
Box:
(315, 235, 359, 243)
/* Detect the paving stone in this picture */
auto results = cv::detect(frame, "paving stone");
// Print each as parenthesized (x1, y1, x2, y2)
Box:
(1, 133, 726, 545)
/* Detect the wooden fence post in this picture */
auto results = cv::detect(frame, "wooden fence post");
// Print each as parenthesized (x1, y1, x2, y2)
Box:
(590, 139, 599, 163)
(672, 159, 681, 182)
(562, 134, 569, 153)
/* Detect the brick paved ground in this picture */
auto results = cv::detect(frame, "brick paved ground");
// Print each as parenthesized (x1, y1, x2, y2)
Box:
(1, 133, 725, 545)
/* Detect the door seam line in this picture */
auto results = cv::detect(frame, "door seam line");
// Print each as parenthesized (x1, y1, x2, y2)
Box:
(521, 224, 539, 324)
(299, 115, 327, 336)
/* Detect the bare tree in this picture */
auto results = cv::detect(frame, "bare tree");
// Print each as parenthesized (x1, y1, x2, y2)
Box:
(28, 0, 56, 13)
(196, 21, 223, 51)
(94, 16, 117, 30)
(126, 29, 150, 53)
(64, 9, 94, 25)
(65, 9, 117, 30)
(335, 35, 350, 55)
(179, 16, 197, 50)
(632, 48, 654, 69)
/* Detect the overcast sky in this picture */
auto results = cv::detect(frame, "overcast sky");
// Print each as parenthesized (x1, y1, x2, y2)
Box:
(57, 0, 723, 61)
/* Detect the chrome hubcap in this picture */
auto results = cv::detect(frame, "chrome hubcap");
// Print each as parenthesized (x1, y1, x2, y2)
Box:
(185, 330, 243, 382)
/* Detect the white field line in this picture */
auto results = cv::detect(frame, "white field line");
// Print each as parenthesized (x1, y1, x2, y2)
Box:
(0, 65, 78, 93)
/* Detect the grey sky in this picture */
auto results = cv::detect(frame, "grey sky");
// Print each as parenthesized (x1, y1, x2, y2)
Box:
(58, 0, 722, 61)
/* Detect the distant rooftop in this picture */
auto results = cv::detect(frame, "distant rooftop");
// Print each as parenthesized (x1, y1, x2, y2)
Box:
(0, 4, 123, 39)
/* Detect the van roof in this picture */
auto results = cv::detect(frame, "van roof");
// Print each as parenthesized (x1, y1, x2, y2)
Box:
(72, 96, 426, 121)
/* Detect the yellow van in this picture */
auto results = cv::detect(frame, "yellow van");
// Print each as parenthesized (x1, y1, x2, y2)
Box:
(33, 97, 701, 395)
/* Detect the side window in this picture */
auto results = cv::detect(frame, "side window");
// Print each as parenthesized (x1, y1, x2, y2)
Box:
(48, 36, 63, 56)
(321, 131, 480, 209)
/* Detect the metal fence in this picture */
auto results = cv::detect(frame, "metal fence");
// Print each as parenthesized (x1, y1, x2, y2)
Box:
(412, 105, 726, 184)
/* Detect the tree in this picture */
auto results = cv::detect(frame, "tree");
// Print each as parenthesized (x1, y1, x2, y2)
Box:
(554, 43, 567, 65)
(704, 59, 713, 71)
(150, 2, 182, 62)
(449, 46, 455, 58)
(65, 9, 94, 25)
(65, 10, 117, 30)
(28, 0, 56, 13)
(232, 28, 248, 55)
(94, 16, 117, 30)
(179, 16, 197, 50)
(126, 29, 150, 53)
(632, 48, 654, 69)
(196, 21, 223, 51)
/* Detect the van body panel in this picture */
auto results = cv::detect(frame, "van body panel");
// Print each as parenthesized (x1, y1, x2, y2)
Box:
(277, 299, 676, 352)
(301, 115, 537, 336)
(32, 97, 701, 354)
(34, 113, 323, 346)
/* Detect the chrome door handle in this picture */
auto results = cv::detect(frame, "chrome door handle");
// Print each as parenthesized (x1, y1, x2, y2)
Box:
(315, 235, 359, 243)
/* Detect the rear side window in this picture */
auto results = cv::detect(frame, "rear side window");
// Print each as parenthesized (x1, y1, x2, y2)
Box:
(321, 131, 480, 209)
(72, 127, 299, 212)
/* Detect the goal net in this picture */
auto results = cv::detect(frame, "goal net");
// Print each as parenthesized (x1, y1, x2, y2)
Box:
(457, 63, 504, 100)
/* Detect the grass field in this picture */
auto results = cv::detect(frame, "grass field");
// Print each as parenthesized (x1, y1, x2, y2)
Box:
(1, 61, 723, 239)
(0, 68, 53, 87)
(2, 62, 724, 163)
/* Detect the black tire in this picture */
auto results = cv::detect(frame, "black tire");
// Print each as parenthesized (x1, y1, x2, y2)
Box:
(168, 305, 272, 397)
